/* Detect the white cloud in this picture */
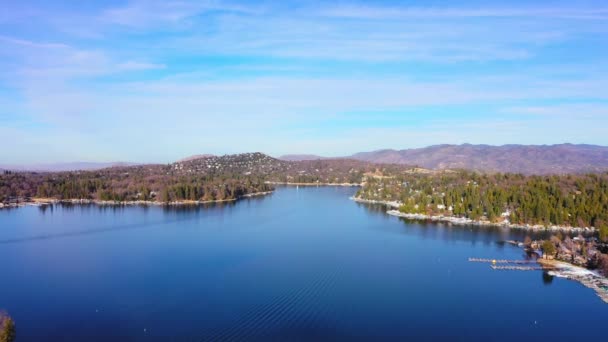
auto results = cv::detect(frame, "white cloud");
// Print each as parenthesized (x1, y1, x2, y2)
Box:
(2, 1, 608, 162)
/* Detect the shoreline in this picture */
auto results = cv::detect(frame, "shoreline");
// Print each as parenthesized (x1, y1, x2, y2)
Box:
(352, 197, 595, 233)
(361, 194, 608, 304)
(1, 191, 274, 209)
(350, 196, 401, 208)
(386, 209, 595, 233)
(538, 259, 608, 303)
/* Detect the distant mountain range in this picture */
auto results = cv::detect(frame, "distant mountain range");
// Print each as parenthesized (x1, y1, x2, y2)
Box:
(0, 162, 137, 172)
(5, 144, 608, 174)
(281, 144, 608, 174)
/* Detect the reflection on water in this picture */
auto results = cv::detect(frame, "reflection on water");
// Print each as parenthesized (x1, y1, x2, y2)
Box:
(3, 202, 233, 244)
(543, 271, 555, 285)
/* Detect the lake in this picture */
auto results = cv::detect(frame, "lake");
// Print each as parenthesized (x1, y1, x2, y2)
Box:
(1, 186, 606, 341)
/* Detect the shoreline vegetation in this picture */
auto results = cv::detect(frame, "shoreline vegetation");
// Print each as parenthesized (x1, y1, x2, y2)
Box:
(356, 170, 608, 234)
(0, 191, 274, 209)
(352, 197, 596, 232)
(1, 153, 381, 209)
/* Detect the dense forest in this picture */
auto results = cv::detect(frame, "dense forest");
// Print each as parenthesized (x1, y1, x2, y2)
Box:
(357, 170, 608, 230)
(0, 168, 271, 203)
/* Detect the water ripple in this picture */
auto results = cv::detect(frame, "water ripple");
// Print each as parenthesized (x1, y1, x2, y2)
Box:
(201, 265, 345, 341)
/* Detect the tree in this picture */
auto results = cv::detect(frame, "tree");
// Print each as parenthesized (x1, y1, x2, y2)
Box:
(0, 312, 16, 342)
(597, 254, 608, 276)
(599, 223, 608, 243)
(542, 240, 556, 258)
(160, 188, 170, 203)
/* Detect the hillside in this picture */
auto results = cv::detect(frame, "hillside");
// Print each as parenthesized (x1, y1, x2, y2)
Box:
(0, 153, 397, 204)
(171, 152, 395, 184)
(357, 169, 608, 230)
(351, 144, 608, 174)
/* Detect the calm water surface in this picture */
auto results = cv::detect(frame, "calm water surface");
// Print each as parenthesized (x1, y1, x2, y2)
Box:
(1, 186, 606, 341)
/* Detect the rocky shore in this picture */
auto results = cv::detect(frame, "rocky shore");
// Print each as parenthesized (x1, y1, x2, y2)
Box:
(350, 197, 401, 208)
(538, 259, 608, 304)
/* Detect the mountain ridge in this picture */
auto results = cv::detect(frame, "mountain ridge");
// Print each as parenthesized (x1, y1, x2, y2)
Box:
(284, 144, 608, 174)
(5, 144, 608, 174)
(352, 144, 608, 174)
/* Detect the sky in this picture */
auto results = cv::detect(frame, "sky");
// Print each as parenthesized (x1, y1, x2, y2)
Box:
(1, 0, 607, 163)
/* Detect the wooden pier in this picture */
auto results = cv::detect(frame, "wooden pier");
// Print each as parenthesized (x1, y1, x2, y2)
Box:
(490, 265, 543, 271)
(468, 257, 547, 271)
(468, 258, 536, 264)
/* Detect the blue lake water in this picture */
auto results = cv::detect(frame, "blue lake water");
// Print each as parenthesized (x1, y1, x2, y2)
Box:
(1, 186, 606, 341)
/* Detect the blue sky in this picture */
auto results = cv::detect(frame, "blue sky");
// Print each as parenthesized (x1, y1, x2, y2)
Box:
(1, 0, 607, 163)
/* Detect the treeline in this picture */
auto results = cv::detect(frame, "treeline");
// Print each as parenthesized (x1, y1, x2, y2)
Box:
(358, 171, 608, 228)
(157, 178, 271, 202)
(0, 171, 38, 202)
(1, 154, 395, 204)
(0, 168, 271, 203)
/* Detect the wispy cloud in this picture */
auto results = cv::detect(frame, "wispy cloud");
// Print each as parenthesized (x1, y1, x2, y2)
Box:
(320, 5, 608, 20)
(0, 35, 70, 49)
(101, 0, 259, 28)
(1, 0, 607, 162)
(117, 61, 166, 71)
(501, 104, 608, 118)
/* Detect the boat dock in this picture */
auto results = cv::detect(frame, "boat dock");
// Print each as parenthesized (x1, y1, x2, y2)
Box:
(468, 257, 549, 271)
(468, 258, 536, 264)
(490, 265, 543, 271)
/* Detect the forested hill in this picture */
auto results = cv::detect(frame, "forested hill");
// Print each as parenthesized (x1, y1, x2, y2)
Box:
(350, 144, 608, 174)
(0, 153, 399, 204)
(171, 152, 396, 183)
(358, 170, 608, 229)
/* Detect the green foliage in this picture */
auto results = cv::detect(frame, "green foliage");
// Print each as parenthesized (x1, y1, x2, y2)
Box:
(359, 171, 608, 228)
(1, 164, 272, 204)
(542, 240, 557, 256)
(599, 223, 608, 243)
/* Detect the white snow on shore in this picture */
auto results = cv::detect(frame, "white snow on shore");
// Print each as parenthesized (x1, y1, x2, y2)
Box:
(351, 196, 595, 232)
